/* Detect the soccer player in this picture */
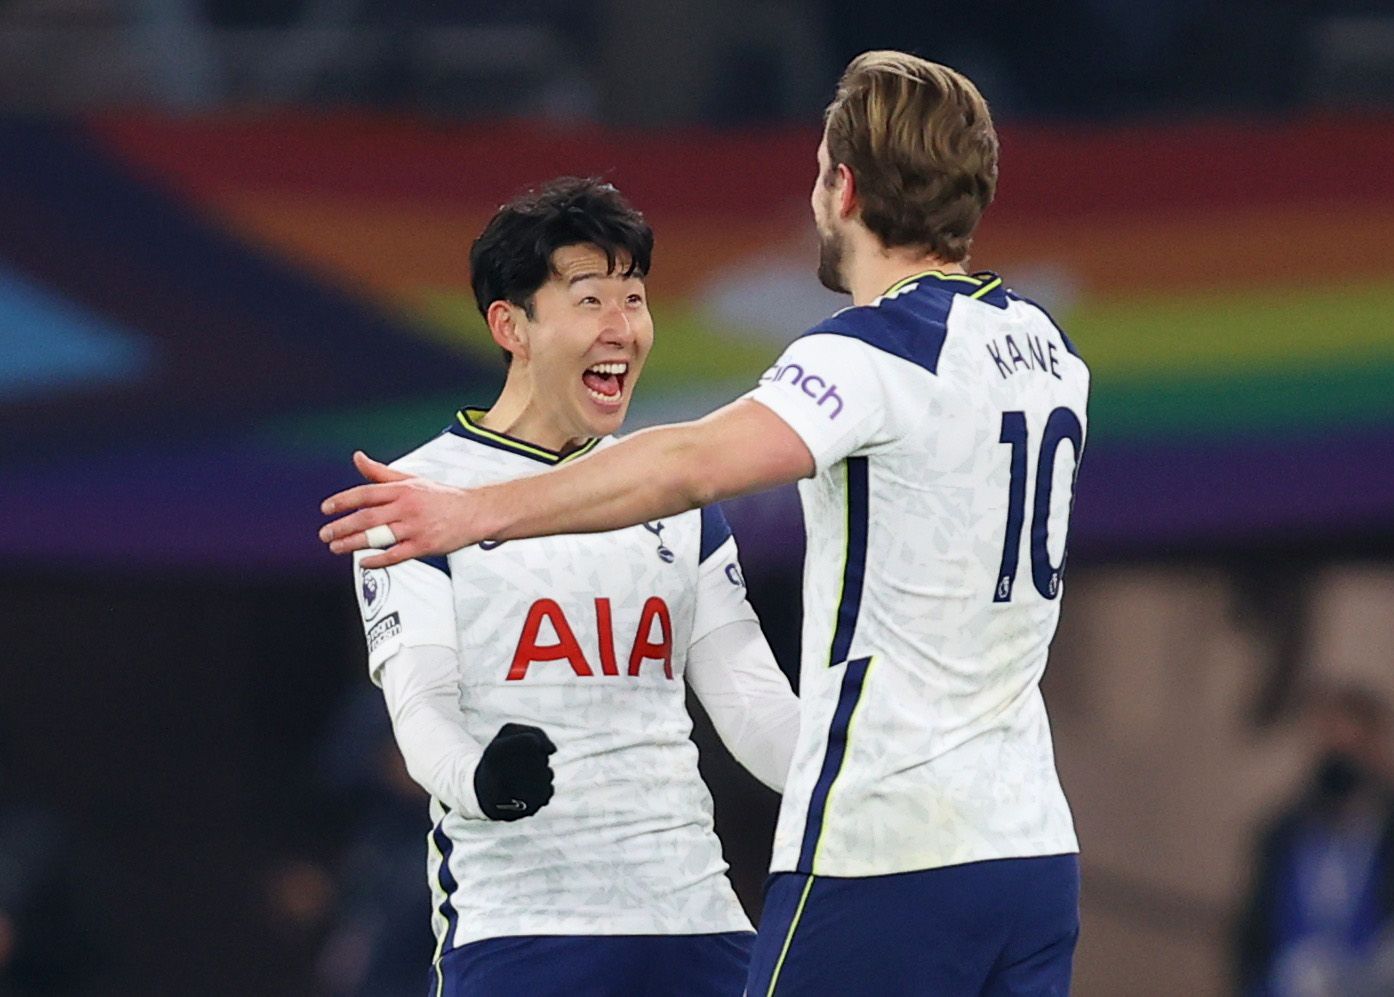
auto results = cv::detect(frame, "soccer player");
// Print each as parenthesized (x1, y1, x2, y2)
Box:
(351, 177, 800, 996)
(324, 53, 1087, 995)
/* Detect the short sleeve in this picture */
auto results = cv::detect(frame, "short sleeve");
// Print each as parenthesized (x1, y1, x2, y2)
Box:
(745, 331, 888, 475)
(690, 508, 759, 645)
(353, 552, 457, 684)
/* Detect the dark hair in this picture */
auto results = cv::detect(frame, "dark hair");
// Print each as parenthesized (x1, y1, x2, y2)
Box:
(469, 177, 653, 362)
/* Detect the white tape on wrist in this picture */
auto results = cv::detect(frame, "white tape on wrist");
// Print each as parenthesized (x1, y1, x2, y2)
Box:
(364, 524, 398, 549)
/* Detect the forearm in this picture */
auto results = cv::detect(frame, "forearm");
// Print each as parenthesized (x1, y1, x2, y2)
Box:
(687, 619, 801, 792)
(379, 644, 486, 818)
(484, 421, 714, 542)
(321, 397, 813, 565)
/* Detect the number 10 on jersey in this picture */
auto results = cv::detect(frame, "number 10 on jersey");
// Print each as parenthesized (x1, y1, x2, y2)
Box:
(994, 407, 1083, 603)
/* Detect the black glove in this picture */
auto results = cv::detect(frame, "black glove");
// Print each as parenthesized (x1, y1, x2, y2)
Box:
(473, 723, 557, 821)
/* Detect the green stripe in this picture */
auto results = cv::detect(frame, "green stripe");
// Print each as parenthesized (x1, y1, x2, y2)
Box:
(1070, 283, 1394, 379)
(1091, 359, 1394, 443)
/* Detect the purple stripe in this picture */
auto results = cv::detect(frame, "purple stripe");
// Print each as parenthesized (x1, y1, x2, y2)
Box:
(1070, 429, 1394, 556)
(2, 428, 1390, 573)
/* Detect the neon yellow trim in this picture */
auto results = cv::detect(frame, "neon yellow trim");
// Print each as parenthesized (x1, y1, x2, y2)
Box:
(455, 409, 600, 464)
(429, 826, 449, 996)
(883, 268, 984, 296)
(766, 874, 816, 996)
(560, 438, 601, 463)
(811, 657, 877, 874)
(969, 275, 1003, 299)
(826, 461, 851, 666)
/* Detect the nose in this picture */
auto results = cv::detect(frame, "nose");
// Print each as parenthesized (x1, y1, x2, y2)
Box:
(598, 300, 633, 349)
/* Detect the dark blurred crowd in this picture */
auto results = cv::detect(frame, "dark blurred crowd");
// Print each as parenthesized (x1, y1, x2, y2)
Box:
(1236, 685, 1394, 997)
(3, 0, 1393, 121)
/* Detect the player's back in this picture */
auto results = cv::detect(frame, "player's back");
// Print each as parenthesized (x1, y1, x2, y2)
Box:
(754, 271, 1087, 878)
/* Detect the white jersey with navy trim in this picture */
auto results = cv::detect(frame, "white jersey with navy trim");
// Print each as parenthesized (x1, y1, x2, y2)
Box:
(352, 409, 758, 949)
(747, 270, 1087, 878)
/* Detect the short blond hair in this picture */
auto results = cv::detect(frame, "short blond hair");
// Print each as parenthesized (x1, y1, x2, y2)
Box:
(824, 51, 998, 263)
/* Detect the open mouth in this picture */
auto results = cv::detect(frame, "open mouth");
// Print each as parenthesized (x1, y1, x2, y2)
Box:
(581, 361, 628, 405)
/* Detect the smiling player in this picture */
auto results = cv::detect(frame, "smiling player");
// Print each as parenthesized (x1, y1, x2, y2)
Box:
(325, 54, 1088, 995)
(353, 177, 799, 996)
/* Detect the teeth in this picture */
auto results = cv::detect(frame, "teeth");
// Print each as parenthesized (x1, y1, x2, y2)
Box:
(587, 362, 628, 375)
(587, 387, 621, 403)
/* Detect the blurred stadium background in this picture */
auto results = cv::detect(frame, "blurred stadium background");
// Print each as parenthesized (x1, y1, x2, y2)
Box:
(3, 1, 1394, 994)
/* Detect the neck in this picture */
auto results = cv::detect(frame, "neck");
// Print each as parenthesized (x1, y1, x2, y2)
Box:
(477, 372, 588, 454)
(843, 232, 966, 306)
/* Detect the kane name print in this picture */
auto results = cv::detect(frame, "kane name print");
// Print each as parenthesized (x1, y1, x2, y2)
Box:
(986, 332, 1062, 381)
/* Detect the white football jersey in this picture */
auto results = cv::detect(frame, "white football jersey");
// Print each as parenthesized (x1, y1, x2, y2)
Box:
(747, 270, 1087, 877)
(353, 409, 758, 949)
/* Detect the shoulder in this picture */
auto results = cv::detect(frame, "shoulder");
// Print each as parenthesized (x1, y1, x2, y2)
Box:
(388, 429, 483, 485)
(799, 276, 986, 376)
(697, 504, 734, 563)
(1004, 288, 1086, 365)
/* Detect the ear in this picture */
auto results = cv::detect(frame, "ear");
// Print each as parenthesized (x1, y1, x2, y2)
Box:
(835, 162, 858, 220)
(486, 300, 528, 363)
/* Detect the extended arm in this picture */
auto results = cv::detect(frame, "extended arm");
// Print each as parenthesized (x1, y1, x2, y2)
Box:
(686, 619, 800, 792)
(321, 398, 814, 567)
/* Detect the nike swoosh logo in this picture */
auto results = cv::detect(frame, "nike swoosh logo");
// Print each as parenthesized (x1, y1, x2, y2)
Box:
(497, 799, 527, 812)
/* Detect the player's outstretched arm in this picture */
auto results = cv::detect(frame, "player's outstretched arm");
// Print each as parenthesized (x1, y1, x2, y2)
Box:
(320, 398, 815, 568)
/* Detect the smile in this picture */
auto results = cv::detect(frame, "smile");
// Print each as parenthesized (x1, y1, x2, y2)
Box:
(582, 361, 628, 404)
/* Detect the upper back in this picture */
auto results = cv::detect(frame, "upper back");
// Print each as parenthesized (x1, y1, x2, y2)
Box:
(756, 270, 1089, 680)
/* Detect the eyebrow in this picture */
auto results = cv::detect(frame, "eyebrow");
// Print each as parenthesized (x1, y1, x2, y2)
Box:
(567, 270, 644, 286)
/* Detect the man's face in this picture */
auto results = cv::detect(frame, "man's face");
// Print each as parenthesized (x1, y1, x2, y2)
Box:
(812, 134, 849, 294)
(516, 243, 653, 441)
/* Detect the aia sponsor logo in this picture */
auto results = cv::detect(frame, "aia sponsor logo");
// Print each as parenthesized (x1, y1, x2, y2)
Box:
(507, 597, 673, 681)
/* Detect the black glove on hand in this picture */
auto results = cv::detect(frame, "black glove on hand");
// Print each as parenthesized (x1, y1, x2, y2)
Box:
(473, 723, 557, 821)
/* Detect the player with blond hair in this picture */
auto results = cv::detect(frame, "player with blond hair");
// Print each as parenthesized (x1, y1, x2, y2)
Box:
(324, 53, 1087, 994)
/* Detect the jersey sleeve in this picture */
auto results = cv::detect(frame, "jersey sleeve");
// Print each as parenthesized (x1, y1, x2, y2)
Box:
(690, 505, 759, 645)
(353, 552, 457, 685)
(745, 329, 889, 475)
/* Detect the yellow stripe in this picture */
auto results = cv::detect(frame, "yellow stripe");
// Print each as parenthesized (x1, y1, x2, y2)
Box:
(428, 828, 449, 997)
(883, 268, 983, 296)
(766, 875, 817, 997)
(560, 437, 601, 463)
(826, 461, 851, 666)
(811, 657, 876, 874)
(455, 409, 600, 464)
(969, 275, 1003, 299)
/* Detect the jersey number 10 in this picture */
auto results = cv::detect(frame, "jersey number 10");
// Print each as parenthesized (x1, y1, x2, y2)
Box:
(994, 407, 1083, 603)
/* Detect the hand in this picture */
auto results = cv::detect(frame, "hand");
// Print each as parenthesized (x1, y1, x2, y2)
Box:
(473, 723, 557, 821)
(319, 451, 483, 567)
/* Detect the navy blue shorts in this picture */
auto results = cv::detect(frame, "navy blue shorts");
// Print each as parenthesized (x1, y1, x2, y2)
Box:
(747, 855, 1079, 996)
(430, 931, 754, 997)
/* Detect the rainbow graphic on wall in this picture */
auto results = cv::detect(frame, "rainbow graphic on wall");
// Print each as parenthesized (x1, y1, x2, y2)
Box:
(2, 113, 1391, 570)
